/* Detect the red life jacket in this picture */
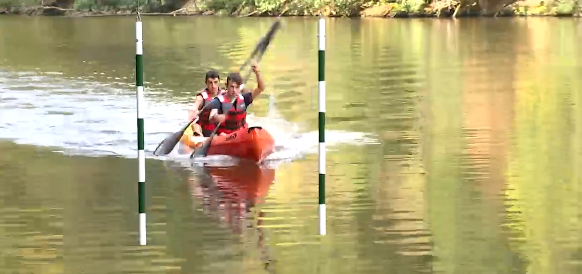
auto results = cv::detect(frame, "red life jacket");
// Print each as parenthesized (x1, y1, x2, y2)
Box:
(216, 94, 248, 135)
(196, 88, 225, 136)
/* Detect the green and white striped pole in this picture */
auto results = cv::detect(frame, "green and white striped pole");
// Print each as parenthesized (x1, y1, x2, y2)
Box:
(318, 17, 326, 236)
(136, 18, 146, 246)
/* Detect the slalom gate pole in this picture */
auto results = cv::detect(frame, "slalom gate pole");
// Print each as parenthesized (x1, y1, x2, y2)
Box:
(136, 14, 146, 246)
(318, 17, 326, 236)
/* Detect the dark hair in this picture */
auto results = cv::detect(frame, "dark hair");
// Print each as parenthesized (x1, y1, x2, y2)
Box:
(226, 72, 243, 85)
(205, 70, 220, 81)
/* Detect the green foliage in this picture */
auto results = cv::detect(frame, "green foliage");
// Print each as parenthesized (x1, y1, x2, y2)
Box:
(0, 0, 579, 17)
(254, 0, 282, 14)
(555, 0, 575, 15)
(73, 0, 95, 10)
(510, 0, 577, 16)
(0, 0, 37, 8)
(200, 0, 245, 14)
(401, 0, 426, 13)
(332, 0, 364, 16)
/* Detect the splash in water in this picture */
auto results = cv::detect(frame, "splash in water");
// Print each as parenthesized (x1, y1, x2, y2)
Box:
(0, 70, 378, 164)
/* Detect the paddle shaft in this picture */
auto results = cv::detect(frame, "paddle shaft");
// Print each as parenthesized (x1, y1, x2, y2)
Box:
(151, 25, 278, 157)
(181, 19, 279, 135)
(195, 19, 280, 158)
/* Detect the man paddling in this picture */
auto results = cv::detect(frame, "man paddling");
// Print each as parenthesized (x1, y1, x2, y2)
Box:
(208, 60, 265, 136)
(178, 70, 226, 154)
(188, 70, 226, 137)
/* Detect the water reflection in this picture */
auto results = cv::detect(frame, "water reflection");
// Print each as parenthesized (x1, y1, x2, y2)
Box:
(3, 15, 582, 274)
(187, 161, 277, 272)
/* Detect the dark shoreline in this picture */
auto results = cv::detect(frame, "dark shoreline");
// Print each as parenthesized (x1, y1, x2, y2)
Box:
(1, 2, 581, 19)
(0, 2, 581, 19)
(2, 12, 580, 18)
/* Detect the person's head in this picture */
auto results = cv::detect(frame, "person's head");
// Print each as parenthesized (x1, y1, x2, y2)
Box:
(226, 72, 243, 96)
(204, 70, 220, 93)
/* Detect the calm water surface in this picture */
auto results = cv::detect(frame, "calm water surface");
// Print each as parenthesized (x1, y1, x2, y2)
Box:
(1, 15, 582, 274)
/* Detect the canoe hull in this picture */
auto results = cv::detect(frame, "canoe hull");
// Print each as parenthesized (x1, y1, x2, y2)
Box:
(181, 126, 275, 163)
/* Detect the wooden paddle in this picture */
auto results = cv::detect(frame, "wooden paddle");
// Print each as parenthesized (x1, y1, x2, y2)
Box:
(153, 20, 280, 157)
(191, 19, 281, 159)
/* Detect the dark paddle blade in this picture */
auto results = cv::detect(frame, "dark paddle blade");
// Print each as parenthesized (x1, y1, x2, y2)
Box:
(153, 118, 197, 156)
(240, 19, 282, 80)
(153, 130, 185, 156)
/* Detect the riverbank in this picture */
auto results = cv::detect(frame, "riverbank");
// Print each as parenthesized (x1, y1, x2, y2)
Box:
(1, 0, 580, 18)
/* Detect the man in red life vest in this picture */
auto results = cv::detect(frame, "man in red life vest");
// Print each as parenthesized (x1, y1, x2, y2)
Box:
(208, 60, 265, 136)
(188, 70, 226, 137)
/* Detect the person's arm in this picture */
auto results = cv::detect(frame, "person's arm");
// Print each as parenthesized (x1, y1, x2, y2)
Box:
(251, 62, 265, 99)
(187, 95, 204, 120)
(209, 109, 225, 123)
(208, 98, 226, 123)
(242, 91, 253, 106)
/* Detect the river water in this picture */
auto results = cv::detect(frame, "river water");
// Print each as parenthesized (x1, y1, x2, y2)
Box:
(1, 15, 582, 274)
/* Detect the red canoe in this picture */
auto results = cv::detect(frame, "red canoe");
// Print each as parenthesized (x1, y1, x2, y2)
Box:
(180, 126, 275, 163)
